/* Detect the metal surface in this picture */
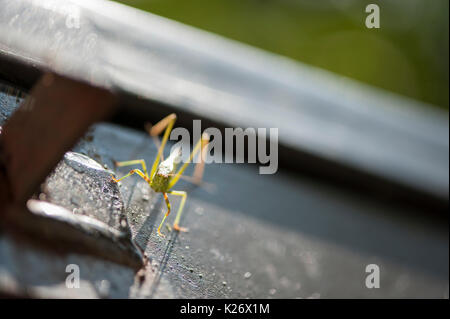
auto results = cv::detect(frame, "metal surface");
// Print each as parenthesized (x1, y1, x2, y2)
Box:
(0, 0, 448, 208)
(0, 0, 448, 299)
(81, 122, 447, 298)
(1, 85, 447, 296)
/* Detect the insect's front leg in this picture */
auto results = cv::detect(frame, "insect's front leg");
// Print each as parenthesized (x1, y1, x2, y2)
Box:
(169, 190, 188, 232)
(156, 191, 188, 237)
(111, 169, 150, 184)
(114, 159, 149, 178)
(157, 192, 171, 238)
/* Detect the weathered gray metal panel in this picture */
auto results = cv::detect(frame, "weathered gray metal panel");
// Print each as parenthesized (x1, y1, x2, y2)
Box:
(0, 0, 447, 202)
(0, 82, 448, 298)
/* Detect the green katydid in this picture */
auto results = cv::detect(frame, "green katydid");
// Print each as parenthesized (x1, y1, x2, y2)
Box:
(111, 113, 210, 237)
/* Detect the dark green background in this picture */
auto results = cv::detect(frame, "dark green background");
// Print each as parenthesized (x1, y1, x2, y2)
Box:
(115, 0, 449, 109)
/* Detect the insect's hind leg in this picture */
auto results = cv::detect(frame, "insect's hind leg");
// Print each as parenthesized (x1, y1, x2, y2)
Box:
(147, 113, 177, 180)
(169, 190, 188, 232)
(192, 133, 210, 185)
(168, 132, 210, 189)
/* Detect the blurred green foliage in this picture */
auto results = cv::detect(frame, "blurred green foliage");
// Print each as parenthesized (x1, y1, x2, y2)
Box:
(115, 0, 449, 109)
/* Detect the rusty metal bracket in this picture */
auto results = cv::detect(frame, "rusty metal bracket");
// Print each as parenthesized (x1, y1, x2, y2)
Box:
(0, 72, 144, 269)
(0, 72, 117, 205)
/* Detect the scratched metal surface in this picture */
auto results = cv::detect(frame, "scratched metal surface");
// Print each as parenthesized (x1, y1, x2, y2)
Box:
(76, 123, 449, 298)
(0, 0, 448, 203)
(0, 85, 448, 298)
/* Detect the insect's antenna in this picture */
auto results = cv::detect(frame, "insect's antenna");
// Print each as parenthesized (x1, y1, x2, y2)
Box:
(144, 123, 164, 162)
